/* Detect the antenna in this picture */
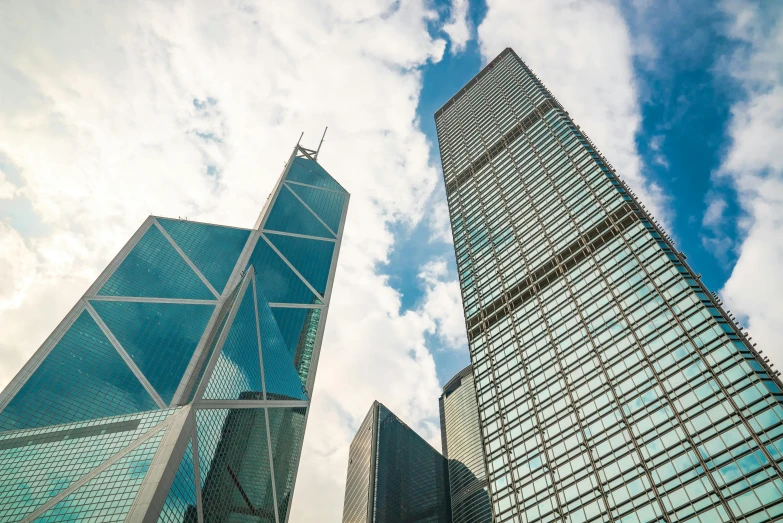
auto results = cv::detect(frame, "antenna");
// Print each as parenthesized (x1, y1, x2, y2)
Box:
(297, 131, 304, 147)
(315, 126, 328, 160)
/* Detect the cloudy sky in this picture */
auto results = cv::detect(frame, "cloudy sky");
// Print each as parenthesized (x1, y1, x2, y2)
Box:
(0, 0, 781, 521)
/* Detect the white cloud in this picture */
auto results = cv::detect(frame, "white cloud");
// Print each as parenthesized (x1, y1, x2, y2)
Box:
(443, 0, 472, 54)
(717, 1, 783, 377)
(418, 259, 468, 350)
(703, 196, 728, 228)
(477, 0, 669, 230)
(427, 196, 454, 243)
(0, 1, 450, 521)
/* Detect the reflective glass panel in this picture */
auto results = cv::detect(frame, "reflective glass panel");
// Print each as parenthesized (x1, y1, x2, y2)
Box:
(195, 408, 276, 522)
(285, 183, 345, 234)
(91, 301, 215, 405)
(98, 224, 215, 299)
(32, 429, 166, 522)
(270, 307, 321, 385)
(157, 436, 197, 523)
(246, 237, 319, 305)
(267, 407, 307, 522)
(157, 219, 251, 295)
(0, 310, 158, 432)
(256, 288, 307, 400)
(264, 232, 334, 296)
(285, 157, 345, 192)
(263, 186, 334, 239)
(0, 409, 174, 522)
(185, 280, 244, 404)
(203, 284, 263, 401)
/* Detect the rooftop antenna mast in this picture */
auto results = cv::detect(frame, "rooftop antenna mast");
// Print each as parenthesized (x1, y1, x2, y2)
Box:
(315, 126, 328, 160)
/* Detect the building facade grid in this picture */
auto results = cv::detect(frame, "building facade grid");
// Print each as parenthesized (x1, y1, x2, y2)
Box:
(435, 48, 783, 523)
(440, 364, 494, 523)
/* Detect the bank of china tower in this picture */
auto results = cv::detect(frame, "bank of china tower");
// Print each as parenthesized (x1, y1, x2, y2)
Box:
(0, 143, 348, 522)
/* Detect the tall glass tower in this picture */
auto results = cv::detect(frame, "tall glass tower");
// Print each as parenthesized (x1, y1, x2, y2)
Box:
(342, 401, 452, 523)
(440, 365, 493, 523)
(435, 48, 783, 523)
(0, 143, 348, 522)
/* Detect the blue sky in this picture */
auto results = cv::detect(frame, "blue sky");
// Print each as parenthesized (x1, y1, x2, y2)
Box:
(379, 0, 768, 386)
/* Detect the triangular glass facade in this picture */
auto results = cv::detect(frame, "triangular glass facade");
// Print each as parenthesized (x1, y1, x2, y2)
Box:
(270, 306, 322, 387)
(286, 182, 345, 234)
(32, 429, 166, 522)
(202, 283, 264, 401)
(265, 232, 335, 296)
(0, 409, 174, 521)
(0, 310, 159, 432)
(0, 145, 347, 521)
(246, 235, 321, 304)
(91, 300, 214, 405)
(285, 156, 345, 192)
(264, 185, 335, 239)
(98, 224, 215, 299)
(267, 407, 307, 522)
(256, 288, 308, 400)
(195, 409, 276, 522)
(157, 437, 197, 523)
(157, 219, 251, 295)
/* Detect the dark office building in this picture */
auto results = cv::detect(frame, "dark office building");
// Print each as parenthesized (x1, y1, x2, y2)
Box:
(342, 401, 451, 523)
(435, 47, 783, 523)
(440, 365, 493, 523)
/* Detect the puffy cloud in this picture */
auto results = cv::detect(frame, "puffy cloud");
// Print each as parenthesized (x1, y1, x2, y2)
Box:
(477, 0, 669, 228)
(418, 259, 468, 351)
(0, 1, 452, 521)
(427, 196, 454, 244)
(717, 1, 783, 376)
(443, 0, 472, 54)
(703, 196, 728, 228)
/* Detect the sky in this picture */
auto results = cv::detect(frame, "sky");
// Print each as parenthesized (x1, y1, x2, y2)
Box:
(0, 1, 781, 521)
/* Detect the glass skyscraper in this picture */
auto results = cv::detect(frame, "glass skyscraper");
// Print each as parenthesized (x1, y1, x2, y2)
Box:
(440, 365, 493, 523)
(0, 143, 348, 522)
(342, 401, 452, 523)
(435, 47, 783, 523)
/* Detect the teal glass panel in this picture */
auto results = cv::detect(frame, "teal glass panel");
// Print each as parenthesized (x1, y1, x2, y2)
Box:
(264, 233, 335, 296)
(91, 301, 214, 405)
(157, 219, 251, 294)
(203, 284, 263, 400)
(256, 288, 307, 400)
(286, 183, 345, 234)
(0, 311, 158, 432)
(186, 280, 244, 403)
(269, 308, 309, 356)
(157, 437, 197, 523)
(98, 224, 214, 299)
(270, 307, 321, 386)
(33, 429, 165, 522)
(0, 409, 174, 522)
(195, 409, 276, 522)
(267, 407, 307, 522)
(285, 156, 345, 192)
(263, 186, 334, 239)
(246, 236, 319, 304)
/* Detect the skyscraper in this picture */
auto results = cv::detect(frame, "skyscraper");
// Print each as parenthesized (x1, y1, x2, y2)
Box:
(342, 401, 451, 523)
(440, 365, 493, 523)
(435, 47, 783, 523)
(0, 142, 348, 522)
